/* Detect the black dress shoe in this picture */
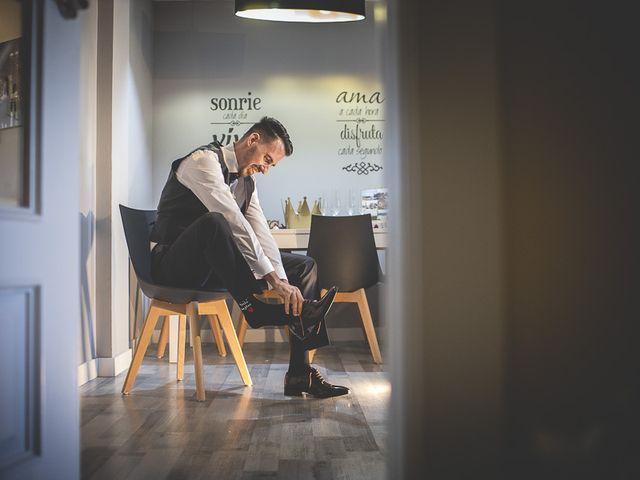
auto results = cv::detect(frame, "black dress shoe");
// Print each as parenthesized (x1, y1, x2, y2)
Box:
(289, 286, 338, 341)
(284, 366, 350, 398)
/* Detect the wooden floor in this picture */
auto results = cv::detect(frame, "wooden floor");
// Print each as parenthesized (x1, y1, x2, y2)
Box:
(80, 341, 388, 480)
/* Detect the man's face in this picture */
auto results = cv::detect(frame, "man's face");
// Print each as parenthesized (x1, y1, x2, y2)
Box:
(237, 133, 286, 177)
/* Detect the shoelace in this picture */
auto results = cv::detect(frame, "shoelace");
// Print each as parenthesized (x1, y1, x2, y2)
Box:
(309, 368, 328, 385)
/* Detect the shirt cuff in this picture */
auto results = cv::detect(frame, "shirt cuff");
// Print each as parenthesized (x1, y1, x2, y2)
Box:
(253, 256, 275, 278)
(274, 265, 287, 280)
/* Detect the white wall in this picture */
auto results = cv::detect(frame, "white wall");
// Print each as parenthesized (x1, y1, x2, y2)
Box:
(152, 1, 386, 222)
(128, 0, 154, 209)
(78, 0, 98, 383)
(80, 0, 154, 381)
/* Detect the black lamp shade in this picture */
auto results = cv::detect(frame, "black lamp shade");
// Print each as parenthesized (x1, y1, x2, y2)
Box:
(235, 0, 366, 23)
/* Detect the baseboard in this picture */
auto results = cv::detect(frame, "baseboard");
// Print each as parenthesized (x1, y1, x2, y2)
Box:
(97, 349, 133, 377)
(78, 359, 98, 386)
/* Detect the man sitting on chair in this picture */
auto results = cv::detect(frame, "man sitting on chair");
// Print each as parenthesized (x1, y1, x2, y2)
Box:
(150, 116, 349, 398)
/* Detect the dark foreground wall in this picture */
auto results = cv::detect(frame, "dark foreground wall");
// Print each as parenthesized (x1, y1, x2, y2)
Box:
(500, 2, 639, 478)
(388, 1, 639, 478)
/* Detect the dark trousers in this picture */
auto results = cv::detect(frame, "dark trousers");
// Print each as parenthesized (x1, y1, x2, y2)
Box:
(151, 212, 329, 350)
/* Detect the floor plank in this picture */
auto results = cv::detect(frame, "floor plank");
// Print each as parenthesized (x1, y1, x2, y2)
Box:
(80, 341, 388, 480)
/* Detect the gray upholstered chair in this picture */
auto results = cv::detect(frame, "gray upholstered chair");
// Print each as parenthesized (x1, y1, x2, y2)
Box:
(119, 205, 252, 401)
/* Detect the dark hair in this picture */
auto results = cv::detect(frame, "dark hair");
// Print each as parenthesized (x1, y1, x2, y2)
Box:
(243, 116, 293, 156)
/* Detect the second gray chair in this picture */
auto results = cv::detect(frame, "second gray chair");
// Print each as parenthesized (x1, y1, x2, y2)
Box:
(307, 214, 383, 363)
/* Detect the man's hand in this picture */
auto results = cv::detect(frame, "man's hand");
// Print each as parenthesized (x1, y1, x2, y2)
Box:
(263, 272, 304, 316)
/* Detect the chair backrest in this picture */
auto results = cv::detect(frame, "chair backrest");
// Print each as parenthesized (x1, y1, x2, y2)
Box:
(307, 214, 380, 292)
(119, 204, 157, 286)
(119, 204, 231, 304)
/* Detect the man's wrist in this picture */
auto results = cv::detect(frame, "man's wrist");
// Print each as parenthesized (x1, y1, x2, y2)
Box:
(263, 271, 281, 287)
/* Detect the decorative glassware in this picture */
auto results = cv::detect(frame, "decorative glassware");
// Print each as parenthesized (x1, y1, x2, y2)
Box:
(330, 189, 341, 216)
(347, 188, 359, 215)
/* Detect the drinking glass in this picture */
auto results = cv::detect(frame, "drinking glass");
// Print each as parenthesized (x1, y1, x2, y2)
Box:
(347, 188, 359, 215)
(330, 189, 341, 216)
(318, 196, 325, 215)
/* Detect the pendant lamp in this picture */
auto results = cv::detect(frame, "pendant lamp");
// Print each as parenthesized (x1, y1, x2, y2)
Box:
(235, 0, 365, 23)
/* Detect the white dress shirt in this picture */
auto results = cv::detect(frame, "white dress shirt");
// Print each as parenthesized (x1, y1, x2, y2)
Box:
(174, 144, 287, 280)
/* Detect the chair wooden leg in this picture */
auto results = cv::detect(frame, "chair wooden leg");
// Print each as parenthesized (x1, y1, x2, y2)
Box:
(177, 315, 186, 381)
(307, 349, 317, 363)
(355, 288, 382, 364)
(237, 314, 249, 347)
(156, 316, 169, 358)
(216, 302, 253, 386)
(207, 314, 227, 357)
(187, 302, 206, 401)
(122, 302, 161, 394)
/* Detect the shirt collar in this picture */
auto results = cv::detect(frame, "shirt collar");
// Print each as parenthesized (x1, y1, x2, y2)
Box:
(222, 144, 239, 174)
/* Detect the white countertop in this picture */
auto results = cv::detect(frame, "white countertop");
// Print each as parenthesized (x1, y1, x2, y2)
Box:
(270, 228, 388, 250)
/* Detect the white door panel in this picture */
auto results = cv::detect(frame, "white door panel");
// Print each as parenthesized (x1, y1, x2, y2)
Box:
(0, 1, 80, 479)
